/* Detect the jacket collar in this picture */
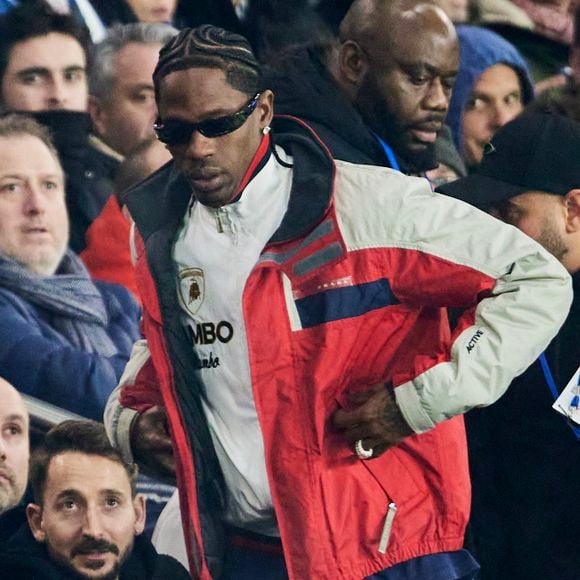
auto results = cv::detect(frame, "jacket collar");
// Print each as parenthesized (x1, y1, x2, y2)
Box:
(268, 115, 335, 244)
(124, 115, 336, 246)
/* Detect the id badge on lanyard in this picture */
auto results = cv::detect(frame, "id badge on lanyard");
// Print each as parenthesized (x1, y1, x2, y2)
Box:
(543, 353, 580, 439)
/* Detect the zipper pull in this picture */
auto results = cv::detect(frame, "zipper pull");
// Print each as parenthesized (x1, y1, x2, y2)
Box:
(215, 209, 224, 233)
(378, 502, 397, 554)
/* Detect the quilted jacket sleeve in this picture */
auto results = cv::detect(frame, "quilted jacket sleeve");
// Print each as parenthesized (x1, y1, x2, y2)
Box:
(0, 283, 140, 421)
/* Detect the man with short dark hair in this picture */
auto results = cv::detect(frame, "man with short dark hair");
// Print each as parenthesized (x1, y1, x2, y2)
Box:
(0, 1, 120, 253)
(106, 25, 571, 580)
(439, 113, 580, 580)
(0, 0, 91, 113)
(0, 420, 190, 579)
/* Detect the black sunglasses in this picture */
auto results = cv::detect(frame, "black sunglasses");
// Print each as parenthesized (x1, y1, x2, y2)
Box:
(154, 92, 261, 145)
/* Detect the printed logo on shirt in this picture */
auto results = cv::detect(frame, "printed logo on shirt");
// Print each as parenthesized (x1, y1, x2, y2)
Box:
(196, 351, 220, 369)
(187, 321, 234, 345)
(466, 329, 484, 353)
(178, 267, 205, 315)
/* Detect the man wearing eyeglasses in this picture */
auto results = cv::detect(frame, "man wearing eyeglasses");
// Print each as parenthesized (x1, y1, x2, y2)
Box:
(105, 25, 572, 580)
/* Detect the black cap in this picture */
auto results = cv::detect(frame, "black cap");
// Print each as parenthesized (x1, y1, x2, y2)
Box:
(437, 113, 580, 208)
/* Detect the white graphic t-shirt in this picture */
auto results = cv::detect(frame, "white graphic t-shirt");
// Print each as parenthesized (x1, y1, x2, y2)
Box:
(173, 148, 293, 535)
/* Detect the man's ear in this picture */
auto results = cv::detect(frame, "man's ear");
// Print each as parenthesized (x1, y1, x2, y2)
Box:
(87, 95, 108, 137)
(339, 40, 369, 87)
(133, 493, 147, 536)
(26, 503, 46, 543)
(564, 188, 580, 233)
(257, 89, 274, 131)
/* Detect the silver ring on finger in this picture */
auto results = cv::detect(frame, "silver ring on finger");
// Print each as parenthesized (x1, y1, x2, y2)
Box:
(354, 439, 374, 460)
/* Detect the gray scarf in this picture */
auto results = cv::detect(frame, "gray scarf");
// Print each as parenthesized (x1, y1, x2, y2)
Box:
(0, 250, 118, 357)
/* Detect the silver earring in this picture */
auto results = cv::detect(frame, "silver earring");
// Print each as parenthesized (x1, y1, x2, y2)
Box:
(262, 126, 271, 135)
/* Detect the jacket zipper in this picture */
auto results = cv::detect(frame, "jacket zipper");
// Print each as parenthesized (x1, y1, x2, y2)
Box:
(378, 502, 397, 554)
(360, 459, 398, 554)
(215, 207, 225, 233)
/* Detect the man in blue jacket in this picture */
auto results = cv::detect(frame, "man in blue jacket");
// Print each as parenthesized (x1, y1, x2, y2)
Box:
(0, 113, 140, 420)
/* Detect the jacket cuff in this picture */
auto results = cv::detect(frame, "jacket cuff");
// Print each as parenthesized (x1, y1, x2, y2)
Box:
(115, 406, 139, 464)
(393, 381, 436, 434)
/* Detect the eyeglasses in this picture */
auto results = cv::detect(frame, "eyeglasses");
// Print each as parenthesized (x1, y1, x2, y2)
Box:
(154, 92, 261, 145)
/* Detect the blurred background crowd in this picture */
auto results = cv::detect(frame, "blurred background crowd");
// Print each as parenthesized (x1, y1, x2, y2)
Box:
(0, 1, 578, 579)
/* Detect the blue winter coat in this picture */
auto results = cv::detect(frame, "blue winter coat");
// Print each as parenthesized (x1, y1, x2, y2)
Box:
(0, 281, 140, 420)
(0, 0, 16, 14)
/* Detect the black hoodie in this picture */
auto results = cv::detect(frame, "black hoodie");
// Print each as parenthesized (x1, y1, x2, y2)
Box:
(263, 45, 391, 167)
(264, 44, 463, 176)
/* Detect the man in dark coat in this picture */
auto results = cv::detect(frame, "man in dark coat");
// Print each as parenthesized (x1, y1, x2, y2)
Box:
(265, 0, 463, 179)
(0, 378, 28, 518)
(0, 419, 190, 580)
(439, 113, 580, 580)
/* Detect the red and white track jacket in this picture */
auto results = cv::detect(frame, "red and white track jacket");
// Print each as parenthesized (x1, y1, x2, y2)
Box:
(105, 117, 572, 580)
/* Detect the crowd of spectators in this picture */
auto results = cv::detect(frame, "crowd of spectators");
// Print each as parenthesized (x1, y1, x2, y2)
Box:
(0, 1, 578, 579)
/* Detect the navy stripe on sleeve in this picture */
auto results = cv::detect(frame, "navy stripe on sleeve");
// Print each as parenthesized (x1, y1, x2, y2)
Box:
(295, 278, 399, 328)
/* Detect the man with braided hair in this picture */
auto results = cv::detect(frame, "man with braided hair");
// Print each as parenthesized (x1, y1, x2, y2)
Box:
(105, 24, 572, 580)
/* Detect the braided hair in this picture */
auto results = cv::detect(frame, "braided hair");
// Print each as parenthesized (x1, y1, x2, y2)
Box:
(153, 25, 262, 101)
